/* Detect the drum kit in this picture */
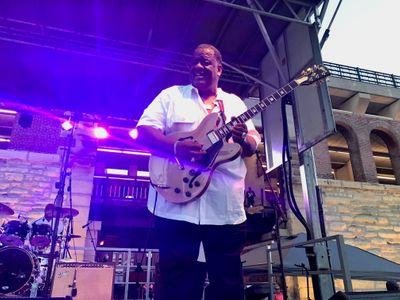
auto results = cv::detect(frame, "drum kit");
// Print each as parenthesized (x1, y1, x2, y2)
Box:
(0, 202, 80, 297)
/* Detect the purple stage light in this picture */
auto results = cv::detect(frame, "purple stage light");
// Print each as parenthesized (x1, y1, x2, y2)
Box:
(129, 128, 138, 139)
(93, 126, 109, 139)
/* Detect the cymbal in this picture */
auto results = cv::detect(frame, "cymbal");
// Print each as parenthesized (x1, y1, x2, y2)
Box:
(246, 205, 266, 215)
(45, 204, 79, 218)
(67, 234, 81, 239)
(0, 203, 14, 216)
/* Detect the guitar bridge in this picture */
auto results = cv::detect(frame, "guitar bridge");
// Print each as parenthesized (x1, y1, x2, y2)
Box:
(150, 182, 170, 189)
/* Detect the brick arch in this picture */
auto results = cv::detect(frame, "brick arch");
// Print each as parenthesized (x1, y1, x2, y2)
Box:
(367, 119, 400, 147)
(369, 127, 400, 184)
(334, 121, 370, 182)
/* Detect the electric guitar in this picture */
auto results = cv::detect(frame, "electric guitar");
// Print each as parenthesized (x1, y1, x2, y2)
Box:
(149, 64, 330, 203)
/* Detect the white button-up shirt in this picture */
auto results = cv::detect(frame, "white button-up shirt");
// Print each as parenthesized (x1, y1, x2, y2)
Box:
(137, 84, 260, 225)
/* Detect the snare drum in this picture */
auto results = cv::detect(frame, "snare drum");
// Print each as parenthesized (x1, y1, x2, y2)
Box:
(30, 223, 52, 248)
(0, 220, 30, 247)
(0, 246, 39, 295)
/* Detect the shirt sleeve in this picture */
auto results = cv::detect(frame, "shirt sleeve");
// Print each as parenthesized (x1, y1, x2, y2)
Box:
(136, 91, 168, 131)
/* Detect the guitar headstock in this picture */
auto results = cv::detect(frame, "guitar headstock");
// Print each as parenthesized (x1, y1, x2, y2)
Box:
(294, 64, 330, 86)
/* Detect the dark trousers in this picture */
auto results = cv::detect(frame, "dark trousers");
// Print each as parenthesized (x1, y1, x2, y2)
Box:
(154, 216, 247, 300)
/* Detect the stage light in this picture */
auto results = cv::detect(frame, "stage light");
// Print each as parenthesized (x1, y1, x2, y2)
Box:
(129, 128, 138, 139)
(0, 108, 17, 115)
(61, 118, 73, 130)
(93, 126, 109, 139)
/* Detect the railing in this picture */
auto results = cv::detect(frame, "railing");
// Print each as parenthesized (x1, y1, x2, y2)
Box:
(92, 175, 150, 201)
(324, 62, 400, 88)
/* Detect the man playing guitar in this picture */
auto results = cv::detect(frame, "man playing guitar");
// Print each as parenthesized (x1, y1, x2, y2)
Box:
(137, 44, 260, 300)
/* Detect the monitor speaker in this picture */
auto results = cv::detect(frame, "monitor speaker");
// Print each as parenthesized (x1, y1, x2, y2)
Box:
(51, 262, 114, 300)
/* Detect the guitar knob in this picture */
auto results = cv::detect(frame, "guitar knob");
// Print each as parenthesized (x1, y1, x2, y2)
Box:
(183, 177, 189, 183)
(174, 188, 181, 194)
(189, 169, 196, 176)
(185, 191, 191, 197)
(194, 181, 200, 187)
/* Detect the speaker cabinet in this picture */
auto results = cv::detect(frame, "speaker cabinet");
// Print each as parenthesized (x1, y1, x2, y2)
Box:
(51, 262, 114, 300)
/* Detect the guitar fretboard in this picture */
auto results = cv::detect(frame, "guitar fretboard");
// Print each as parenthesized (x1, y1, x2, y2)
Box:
(213, 80, 299, 140)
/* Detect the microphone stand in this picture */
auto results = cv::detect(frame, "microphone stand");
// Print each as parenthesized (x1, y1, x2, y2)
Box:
(43, 122, 76, 297)
(62, 172, 74, 259)
(83, 221, 97, 261)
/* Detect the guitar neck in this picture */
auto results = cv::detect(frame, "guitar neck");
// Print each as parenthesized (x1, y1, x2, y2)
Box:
(212, 79, 299, 140)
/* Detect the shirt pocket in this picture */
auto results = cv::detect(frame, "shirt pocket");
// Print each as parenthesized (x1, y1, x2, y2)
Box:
(167, 106, 199, 134)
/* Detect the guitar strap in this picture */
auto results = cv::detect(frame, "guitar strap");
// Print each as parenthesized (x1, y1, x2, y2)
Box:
(216, 99, 226, 124)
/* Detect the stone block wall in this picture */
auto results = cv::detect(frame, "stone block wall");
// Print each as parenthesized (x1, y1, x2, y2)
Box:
(1, 113, 97, 260)
(319, 179, 400, 264)
(0, 149, 60, 220)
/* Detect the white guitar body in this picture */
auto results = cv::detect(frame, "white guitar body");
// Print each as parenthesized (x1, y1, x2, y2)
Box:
(149, 113, 241, 203)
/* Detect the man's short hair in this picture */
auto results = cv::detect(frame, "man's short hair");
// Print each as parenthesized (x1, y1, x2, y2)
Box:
(195, 44, 222, 65)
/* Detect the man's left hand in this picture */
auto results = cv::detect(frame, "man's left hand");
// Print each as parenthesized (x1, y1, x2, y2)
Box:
(231, 119, 248, 144)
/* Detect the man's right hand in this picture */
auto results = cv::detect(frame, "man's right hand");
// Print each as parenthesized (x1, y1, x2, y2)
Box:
(174, 140, 206, 162)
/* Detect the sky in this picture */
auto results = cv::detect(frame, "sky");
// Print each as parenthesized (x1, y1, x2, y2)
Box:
(319, 0, 400, 76)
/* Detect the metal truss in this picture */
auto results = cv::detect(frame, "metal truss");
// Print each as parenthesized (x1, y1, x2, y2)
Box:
(0, 0, 329, 90)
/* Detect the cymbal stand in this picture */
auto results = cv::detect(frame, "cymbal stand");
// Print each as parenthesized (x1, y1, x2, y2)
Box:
(85, 221, 97, 260)
(43, 121, 76, 296)
(62, 172, 74, 259)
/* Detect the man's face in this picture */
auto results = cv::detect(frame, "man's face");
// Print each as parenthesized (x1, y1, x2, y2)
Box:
(189, 46, 222, 92)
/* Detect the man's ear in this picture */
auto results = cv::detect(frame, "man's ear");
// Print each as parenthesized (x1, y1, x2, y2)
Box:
(217, 64, 223, 77)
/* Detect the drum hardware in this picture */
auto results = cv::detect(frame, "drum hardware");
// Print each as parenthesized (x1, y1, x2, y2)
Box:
(0, 219, 30, 247)
(67, 234, 81, 239)
(30, 223, 52, 248)
(45, 203, 79, 219)
(0, 203, 14, 216)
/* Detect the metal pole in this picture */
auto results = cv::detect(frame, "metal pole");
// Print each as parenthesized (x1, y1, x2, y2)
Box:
(336, 235, 353, 292)
(146, 250, 152, 300)
(299, 148, 335, 299)
(124, 250, 132, 300)
(267, 244, 274, 300)
(43, 124, 75, 296)
(246, 0, 288, 83)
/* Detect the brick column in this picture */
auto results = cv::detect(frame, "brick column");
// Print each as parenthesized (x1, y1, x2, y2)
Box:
(353, 121, 378, 182)
(313, 139, 334, 179)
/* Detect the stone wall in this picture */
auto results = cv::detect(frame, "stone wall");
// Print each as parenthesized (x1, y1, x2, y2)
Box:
(279, 175, 400, 297)
(0, 150, 60, 221)
(0, 114, 97, 260)
(319, 179, 400, 264)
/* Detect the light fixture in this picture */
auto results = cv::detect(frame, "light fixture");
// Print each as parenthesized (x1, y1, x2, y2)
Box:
(93, 126, 109, 139)
(129, 128, 138, 139)
(97, 148, 151, 156)
(61, 117, 73, 130)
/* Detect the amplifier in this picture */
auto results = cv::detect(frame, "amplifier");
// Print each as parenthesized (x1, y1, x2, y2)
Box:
(51, 262, 114, 300)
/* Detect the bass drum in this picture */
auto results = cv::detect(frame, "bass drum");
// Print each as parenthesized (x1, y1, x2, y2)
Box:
(0, 246, 39, 295)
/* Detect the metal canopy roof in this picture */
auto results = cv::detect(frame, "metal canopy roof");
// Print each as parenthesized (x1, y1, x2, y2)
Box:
(0, 0, 327, 120)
